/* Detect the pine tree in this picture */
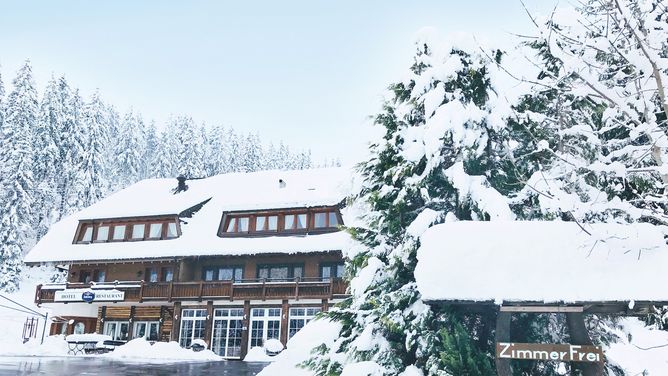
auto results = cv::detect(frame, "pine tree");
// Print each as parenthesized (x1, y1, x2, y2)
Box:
(206, 125, 229, 175)
(153, 128, 175, 178)
(142, 120, 158, 179)
(226, 127, 242, 172)
(113, 110, 144, 189)
(172, 115, 205, 178)
(75, 90, 109, 208)
(241, 133, 262, 172)
(305, 32, 519, 375)
(0, 61, 39, 291)
(58, 86, 87, 216)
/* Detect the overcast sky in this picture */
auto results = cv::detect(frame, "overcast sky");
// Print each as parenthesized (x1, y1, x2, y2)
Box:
(0, 0, 558, 165)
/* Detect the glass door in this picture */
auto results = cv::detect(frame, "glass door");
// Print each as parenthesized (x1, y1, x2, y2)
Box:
(211, 308, 244, 358)
(248, 308, 281, 351)
(133, 321, 160, 341)
(179, 309, 207, 348)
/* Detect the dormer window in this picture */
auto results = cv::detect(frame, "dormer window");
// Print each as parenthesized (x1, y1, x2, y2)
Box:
(219, 207, 342, 237)
(75, 217, 180, 244)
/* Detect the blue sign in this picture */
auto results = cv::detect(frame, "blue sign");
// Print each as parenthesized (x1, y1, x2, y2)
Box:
(82, 291, 95, 303)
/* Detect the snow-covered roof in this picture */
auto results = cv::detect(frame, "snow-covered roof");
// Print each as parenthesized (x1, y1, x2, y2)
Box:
(415, 221, 668, 304)
(25, 167, 353, 264)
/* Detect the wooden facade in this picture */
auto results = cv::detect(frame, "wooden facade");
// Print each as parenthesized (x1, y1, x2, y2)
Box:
(38, 251, 348, 359)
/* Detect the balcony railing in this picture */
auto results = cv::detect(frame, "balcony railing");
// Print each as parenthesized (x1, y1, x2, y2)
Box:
(35, 278, 348, 305)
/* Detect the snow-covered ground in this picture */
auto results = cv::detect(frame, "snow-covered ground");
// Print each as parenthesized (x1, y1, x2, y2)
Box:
(0, 265, 57, 355)
(260, 317, 668, 375)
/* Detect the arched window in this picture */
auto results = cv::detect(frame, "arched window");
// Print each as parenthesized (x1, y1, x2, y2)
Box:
(73, 322, 85, 334)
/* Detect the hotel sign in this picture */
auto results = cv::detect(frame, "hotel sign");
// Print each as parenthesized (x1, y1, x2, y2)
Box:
(496, 343, 604, 363)
(54, 289, 125, 303)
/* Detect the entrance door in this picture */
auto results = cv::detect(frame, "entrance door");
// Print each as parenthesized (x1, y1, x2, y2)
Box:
(211, 308, 244, 358)
(179, 309, 207, 348)
(248, 308, 281, 351)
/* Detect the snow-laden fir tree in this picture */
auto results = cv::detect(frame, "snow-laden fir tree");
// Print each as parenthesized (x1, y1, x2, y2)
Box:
(0, 61, 38, 291)
(58, 86, 87, 218)
(304, 31, 525, 375)
(113, 110, 145, 189)
(75, 91, 110, 208)
(206, 125, 230, 175)
(142, 120, 158, 179)
(241, 133, 263, 172)
(173, 115, 205, 178)
(153, 127, 176, 178)
(33, 76, 66, 236)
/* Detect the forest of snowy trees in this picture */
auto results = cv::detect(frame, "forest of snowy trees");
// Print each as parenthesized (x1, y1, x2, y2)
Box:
(0, 61, 325, 291)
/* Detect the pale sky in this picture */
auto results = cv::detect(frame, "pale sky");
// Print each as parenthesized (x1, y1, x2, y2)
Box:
(0, 0, 558, 165)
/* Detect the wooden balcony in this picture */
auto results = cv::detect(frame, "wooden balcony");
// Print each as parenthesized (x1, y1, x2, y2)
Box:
(35, 278, 348, 305)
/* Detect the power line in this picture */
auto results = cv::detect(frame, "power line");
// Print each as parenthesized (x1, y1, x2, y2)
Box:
(0, 294, 45, 317)
(0, 303, 42, 317)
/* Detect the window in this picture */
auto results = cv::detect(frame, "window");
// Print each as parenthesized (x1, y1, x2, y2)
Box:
(94, 270, 106, 283)
(81, 226, 93, 242)
(148, 223, 163, 239)
(284, 213, 307, 230)
(161, 267, 174, 282)
(133, 321, 159, 341)
(78, 270, 92, 283)
(329, 212, 339, 226)
(132, 224, 145, 239)
(96, 226, 109, 241)
(74, 322, 86, 335)
(203, 266, 243, 282)
(320, 263, 345, 281)
(225, 217, 249, 233)
(179, 309, 207, 348)
(104, 321, 130, 341)
(314, 211, 339, 229)
(145, 267, 158, 283)
(112, 225, 126, 240)
(288, 307, 321, 339)
(219, 208, 342, 237)
(76, 218, 180, 244)
(167, 222, 178, 238)
(257, 264, 303, 281)
(255, 215, 278, 232)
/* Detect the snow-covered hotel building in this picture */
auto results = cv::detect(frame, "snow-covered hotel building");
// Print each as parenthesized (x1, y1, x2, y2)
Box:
(25, 168, 350, 359)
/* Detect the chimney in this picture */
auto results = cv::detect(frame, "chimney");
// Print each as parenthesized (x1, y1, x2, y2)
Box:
(175, 176, 189, 194)
(279, 179, 286, 189)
